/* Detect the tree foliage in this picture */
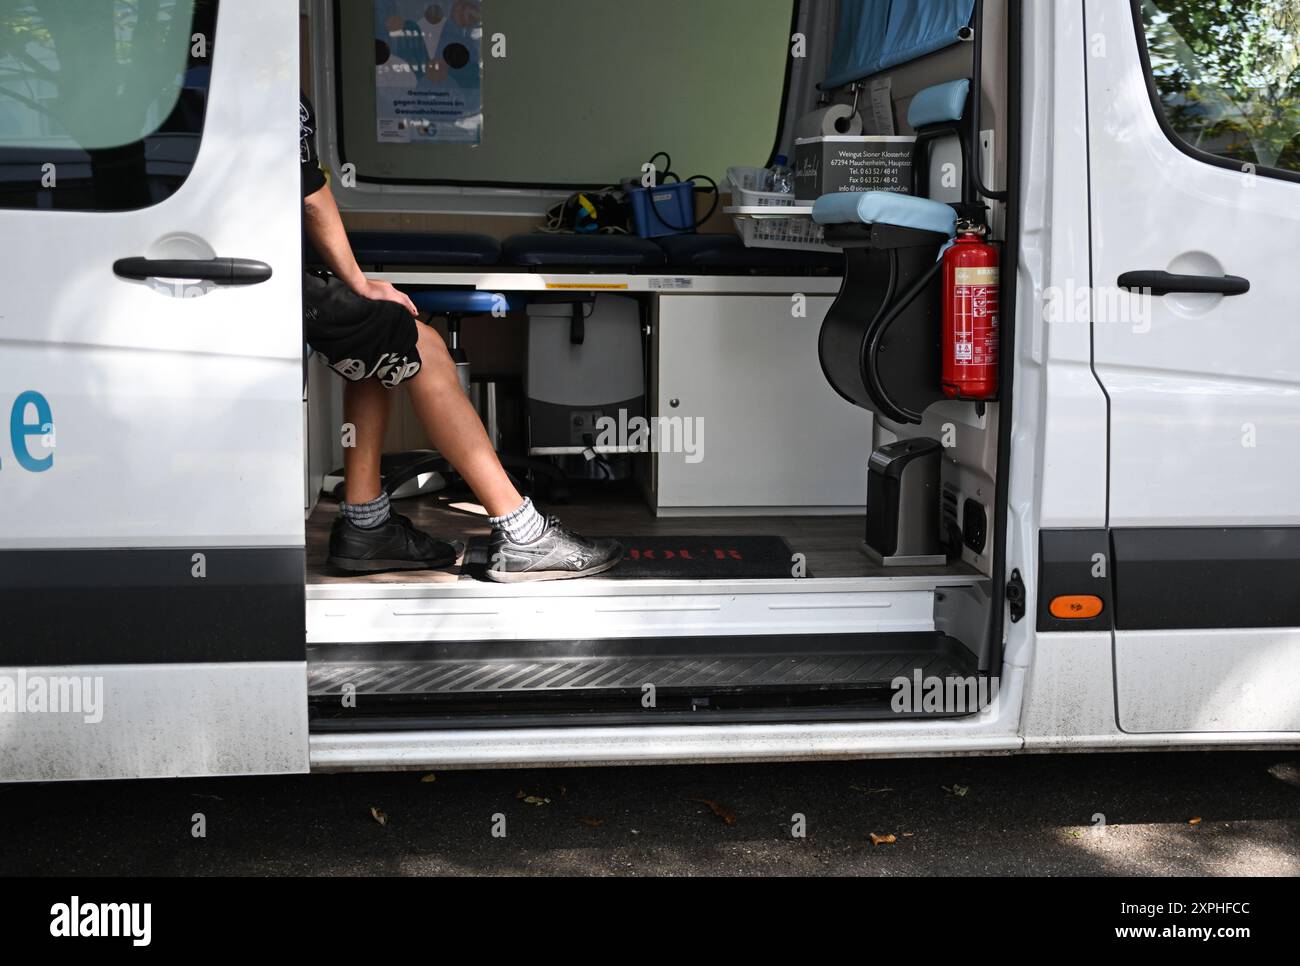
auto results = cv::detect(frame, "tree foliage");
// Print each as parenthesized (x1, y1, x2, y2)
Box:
(1142, 0, 1300, 170)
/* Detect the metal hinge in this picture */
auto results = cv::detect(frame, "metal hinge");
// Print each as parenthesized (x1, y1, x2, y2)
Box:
(1006, 569, 1026, 623)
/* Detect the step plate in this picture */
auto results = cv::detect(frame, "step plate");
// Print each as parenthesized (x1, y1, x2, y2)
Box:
(308, 633, 978, 717)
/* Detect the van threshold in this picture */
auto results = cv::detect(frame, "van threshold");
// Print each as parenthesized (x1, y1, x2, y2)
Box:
(307, 631, 980, 725)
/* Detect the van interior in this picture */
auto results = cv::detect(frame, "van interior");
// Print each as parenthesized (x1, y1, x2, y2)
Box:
(301, 0, 1014, 729)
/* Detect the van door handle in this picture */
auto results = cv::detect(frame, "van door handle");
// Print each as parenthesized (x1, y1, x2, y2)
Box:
(1117, 270, 1249, 297)
(113, 257, 273, 286)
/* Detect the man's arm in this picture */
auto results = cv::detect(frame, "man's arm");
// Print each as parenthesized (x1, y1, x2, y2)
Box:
(304, 180, 417, 316)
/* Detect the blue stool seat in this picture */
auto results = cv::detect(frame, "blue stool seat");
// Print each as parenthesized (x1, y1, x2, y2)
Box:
(655, 233, 842, 272)
(502, 233, 666, 269)
(812, 192, 958, 238)
(409, 290, 525, 315)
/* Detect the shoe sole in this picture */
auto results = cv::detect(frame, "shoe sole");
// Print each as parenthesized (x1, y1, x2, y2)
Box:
(327, 543, 463, 575)
(483, 556, 622, 583)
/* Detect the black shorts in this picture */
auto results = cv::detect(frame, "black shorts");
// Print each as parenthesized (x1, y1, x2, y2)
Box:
(303, 270, 422, 388)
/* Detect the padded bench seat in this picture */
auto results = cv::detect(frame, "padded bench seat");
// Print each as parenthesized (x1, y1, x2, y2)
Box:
(501, 233, 666, 269)
(344, 230, 501, 267)
(655, 233, 841, 272)
(305, 230, 501, 269)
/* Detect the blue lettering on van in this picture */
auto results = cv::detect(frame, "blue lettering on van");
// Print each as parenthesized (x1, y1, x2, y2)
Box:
(7, 391, 54, 472)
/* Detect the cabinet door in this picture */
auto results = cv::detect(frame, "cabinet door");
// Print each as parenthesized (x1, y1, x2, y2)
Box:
(655, 295, 871, 511)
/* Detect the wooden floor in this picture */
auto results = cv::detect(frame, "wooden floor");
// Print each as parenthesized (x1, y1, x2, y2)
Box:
(306, 481, 969, 585)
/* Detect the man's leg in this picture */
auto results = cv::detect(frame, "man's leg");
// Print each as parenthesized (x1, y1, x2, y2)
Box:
(405, 322, 524, 518)
(403, 323, 622, 582)
(328, 345, 460, 573)
(342, 376, 391, 507)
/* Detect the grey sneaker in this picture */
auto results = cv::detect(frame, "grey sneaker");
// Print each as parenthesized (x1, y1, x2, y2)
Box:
(486, 516, 623, 583)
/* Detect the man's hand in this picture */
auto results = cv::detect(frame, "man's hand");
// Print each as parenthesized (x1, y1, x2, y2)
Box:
(353, 278, 418, 317)
(303, 182, 420, 318)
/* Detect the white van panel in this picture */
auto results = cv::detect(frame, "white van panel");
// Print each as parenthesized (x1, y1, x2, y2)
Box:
(1086, 0, 1300, 528)
(0, 4, 304, 549)
(0, 663, 308, 782)
(1115, 630, 1300, 734)
(1, 344, 301, 548)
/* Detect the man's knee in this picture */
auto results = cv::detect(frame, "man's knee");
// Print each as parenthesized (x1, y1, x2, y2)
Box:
(415, 323, 455, 375)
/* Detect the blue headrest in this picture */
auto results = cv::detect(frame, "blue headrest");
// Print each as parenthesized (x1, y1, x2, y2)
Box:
(907, 79, 971, 129)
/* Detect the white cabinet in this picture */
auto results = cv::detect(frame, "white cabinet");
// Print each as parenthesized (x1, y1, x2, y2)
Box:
(650, 295, 871, 515)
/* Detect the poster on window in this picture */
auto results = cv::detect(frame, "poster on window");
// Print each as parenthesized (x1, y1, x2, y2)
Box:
(374, 1, 483, 145)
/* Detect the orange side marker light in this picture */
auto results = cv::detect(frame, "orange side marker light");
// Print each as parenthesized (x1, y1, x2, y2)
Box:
(1050, 595, 1104, 620)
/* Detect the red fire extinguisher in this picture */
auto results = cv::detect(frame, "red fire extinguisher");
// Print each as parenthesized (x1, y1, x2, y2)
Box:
(942, 219, 1000, 401)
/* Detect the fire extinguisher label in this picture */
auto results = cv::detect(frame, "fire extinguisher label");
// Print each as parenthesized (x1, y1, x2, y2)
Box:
(953, 273, 1000, 369)
(954, 267, 999, 285)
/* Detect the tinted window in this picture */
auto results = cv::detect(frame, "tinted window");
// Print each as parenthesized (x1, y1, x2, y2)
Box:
(1139, 0, 1300, 176)
(0, 0, 217, 211)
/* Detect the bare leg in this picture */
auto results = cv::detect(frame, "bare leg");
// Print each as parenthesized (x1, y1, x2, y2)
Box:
(343, 377, 391, 506)
(404, 323, 524, 518)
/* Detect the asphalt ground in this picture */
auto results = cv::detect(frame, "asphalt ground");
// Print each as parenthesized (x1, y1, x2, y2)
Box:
(2, 750, 1297, 877)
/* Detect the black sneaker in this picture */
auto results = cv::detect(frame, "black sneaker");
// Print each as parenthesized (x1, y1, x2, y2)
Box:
(485, 516, 623, 583)
(327, 513, 463, 574)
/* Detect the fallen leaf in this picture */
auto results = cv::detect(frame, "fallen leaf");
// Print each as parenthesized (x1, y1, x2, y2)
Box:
(516, 790, 551, 806)
(1066, 828, 1083, 839)
(420, 773, 437, 784)
(578, 816, 605, 828)
(849, 784, 894, 795)
(1188, 817, 1203, 826)
(869, 832, 897, 847)
(370, 806, 389, 827)
(689, 798, 737, 825)
(943, 784, 970, 798)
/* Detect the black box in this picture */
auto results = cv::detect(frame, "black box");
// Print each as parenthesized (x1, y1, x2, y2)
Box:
(794, 135, 916, 204)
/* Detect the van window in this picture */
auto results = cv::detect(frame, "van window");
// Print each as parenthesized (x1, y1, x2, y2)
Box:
(1138, 0, 1300, 176)
(0, 0, 216, 211)
(334, 0, 795, 188)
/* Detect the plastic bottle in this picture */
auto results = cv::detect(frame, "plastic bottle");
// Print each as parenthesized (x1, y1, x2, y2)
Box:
(768, 155, 795, 195)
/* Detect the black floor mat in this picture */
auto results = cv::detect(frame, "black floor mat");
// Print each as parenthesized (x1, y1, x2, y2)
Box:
(465, 535, 806, 580)
(609, 535, 807, 579)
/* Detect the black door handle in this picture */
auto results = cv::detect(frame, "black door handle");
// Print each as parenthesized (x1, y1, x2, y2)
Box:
(1117, 270, 1249, 297)
(113, 257, 273, 286)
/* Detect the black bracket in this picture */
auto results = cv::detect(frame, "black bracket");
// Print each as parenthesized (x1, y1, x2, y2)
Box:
(1006, 568, 1026, 623)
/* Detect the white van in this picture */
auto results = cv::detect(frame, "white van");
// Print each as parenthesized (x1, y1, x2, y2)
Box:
(1, 0, 1298, 783)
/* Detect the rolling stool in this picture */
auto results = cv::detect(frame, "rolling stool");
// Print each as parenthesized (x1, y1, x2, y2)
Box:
(407, 289, 568, 501)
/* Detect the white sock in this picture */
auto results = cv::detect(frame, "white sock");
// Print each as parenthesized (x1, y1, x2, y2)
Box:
(489, 497, 546, 544)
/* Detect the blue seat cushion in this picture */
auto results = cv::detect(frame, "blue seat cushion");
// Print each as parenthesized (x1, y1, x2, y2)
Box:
(502, 233, 666, 268)
(812, 192, 957, 238)
(409, 290, 526, 315)
(655, 233, 841, 271)
(907, 78, 970, 129)
(309, 231, 501, 268)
